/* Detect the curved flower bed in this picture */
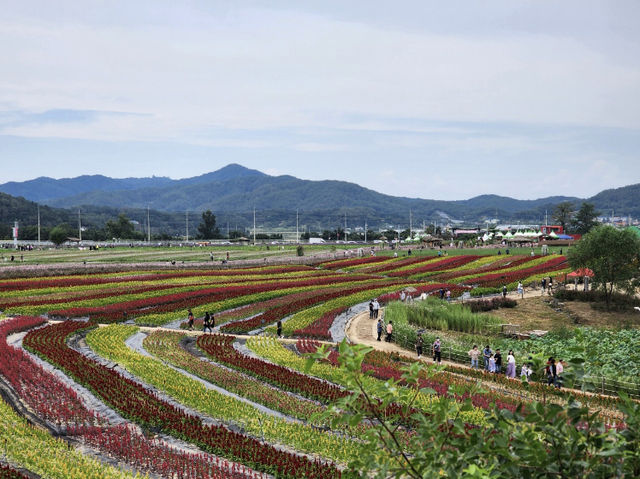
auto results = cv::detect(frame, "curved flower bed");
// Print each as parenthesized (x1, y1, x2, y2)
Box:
(0, 317, 268, 479)
(23, 321, 340, 478)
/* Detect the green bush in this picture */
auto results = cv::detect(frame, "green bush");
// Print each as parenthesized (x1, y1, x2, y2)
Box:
(296, 245, 304, 256)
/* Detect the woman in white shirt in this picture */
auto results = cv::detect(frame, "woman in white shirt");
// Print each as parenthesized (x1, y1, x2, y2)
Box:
(506, 350, 516, 378)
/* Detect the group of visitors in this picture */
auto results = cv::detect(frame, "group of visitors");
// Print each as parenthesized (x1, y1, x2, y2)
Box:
(541, 276, 554, 295)
(187, 309, 215, 333)
(413, 334, 442, 362)
(481, 345, 507, 374)
(438, 288, 451, 302)
(369, 299, 380, 319)
(545, 357, 564, 388)
(376, 318, 393, 342)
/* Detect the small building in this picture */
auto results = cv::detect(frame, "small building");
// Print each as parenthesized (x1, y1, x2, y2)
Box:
(540, 225, 564, 235)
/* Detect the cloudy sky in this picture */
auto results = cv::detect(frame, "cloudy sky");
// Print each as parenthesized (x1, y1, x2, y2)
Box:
(1, 0, 639, 200)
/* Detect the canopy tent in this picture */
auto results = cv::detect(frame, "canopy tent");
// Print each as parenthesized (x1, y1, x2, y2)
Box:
(548, 231, 558, 238)
(556, 234, 574, 240)
(503, 232, 513, 239)
(567, 268, 594, 278)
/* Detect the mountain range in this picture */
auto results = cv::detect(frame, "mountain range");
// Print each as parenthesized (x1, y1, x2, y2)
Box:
(1, 164, 639, 232)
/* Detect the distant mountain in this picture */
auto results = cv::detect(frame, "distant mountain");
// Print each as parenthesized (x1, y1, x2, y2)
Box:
(1, 164, 638, 228)
(587, 184, 640, 218)
(0, 174, 173, 203)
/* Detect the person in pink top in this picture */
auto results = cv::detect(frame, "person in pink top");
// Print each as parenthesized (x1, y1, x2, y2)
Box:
(385, 321, 393, 342)
(556, 359, 564, 388)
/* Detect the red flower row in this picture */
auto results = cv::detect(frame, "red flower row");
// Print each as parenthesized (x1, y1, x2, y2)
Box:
(197, 334, 349, 402)
(319, 256, 390, 270)
(359, 256, 438, 274)
(428, 255, 539, 282)
(387, 255, 482, 277)
(465, 256, 568, 288)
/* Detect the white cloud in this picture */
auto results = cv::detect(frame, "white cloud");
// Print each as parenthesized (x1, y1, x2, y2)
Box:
(0, 1, 639, 201)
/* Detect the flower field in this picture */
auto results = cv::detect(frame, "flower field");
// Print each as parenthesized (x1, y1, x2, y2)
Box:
(1, 252, 631, 478)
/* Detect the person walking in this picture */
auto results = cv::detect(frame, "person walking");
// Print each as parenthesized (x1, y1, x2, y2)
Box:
(439, 288, 445, 300)
(468, 345, 480, 369)
(555, 359, 564, 388)
(187, 309, 194, 330)
(488, 354, 496, 373)
(541, 278, 547, 294)
(376, 318, 383, 341)
(373, 299, 380, 318)
(506, 350, 516, 378)
(502, 285, 508, 298)
(494, 349, 502, 374)
(517, 282, 523, 297)
(483, 345, 492, 371)
(369, 300, 374, 319)
(432, 337, 442, 363)
(276, 319, 283, 338)
(385, 321, 393, 342)
(203, 312, 213, 333)
(445, 289, 451, 302)
(415, 333, 424, 358)
(546, 357, 557, 386)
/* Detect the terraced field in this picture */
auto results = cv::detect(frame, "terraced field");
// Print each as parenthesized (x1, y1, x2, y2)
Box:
(3, 253, 637, 478)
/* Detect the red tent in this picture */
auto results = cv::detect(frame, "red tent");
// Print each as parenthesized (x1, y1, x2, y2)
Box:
(567, 268, 594, 278)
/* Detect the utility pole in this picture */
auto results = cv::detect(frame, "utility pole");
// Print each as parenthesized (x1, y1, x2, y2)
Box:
(147, 206, 151, 243)
(78, 209, 82, 241)
(37, 204, 41, 245)
(227, 221, 230, 239)
(13, 221, 18, 249)
(253, 209, 257, 244)
(185, 211, 189, 242)
(344, 213, 347, 242)
(364, 220, 367, 243)
(409, 209, 412, 239)
(296, 209, 299, 244)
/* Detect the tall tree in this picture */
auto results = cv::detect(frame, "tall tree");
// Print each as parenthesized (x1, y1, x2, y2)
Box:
(568, 225, 640, 309)
(49, 223, 73, 246)
(106, 213, 135, 239)
(197, 210, 219, 239)
(572, 202, 600, 235)
(552, 201, 575, 232)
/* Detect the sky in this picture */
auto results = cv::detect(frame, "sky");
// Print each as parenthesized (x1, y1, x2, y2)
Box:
(1, 0, 639, 201)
